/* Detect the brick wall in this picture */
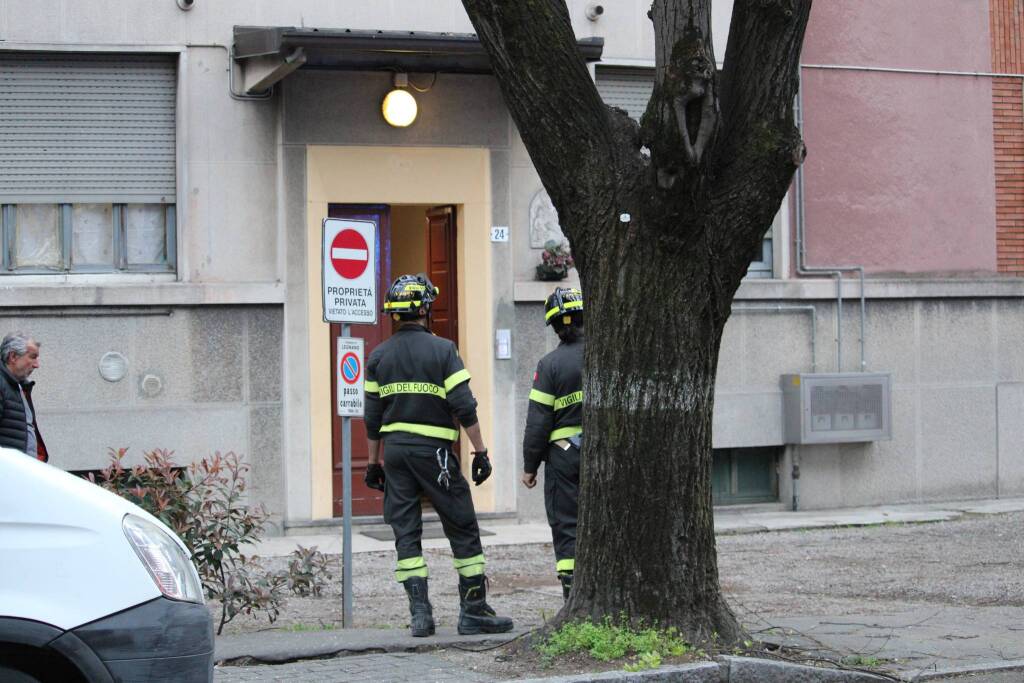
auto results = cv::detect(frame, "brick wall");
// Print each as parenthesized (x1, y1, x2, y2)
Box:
(992, 0, 1024, 274)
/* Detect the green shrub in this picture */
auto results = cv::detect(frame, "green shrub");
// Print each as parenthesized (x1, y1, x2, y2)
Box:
(624, 651, 662, 672)
(286, 545, 333, 597)
(90, 448, 284, 634)
(538, 616, 690, 671)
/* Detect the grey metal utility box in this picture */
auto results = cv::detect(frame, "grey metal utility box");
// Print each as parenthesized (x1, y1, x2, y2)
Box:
(781, 373, 892, 444)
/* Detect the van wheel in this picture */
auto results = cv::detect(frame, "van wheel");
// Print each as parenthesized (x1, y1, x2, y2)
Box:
(0, 663, 42, 683)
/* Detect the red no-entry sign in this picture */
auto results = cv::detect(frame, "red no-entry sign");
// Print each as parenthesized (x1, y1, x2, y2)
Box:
(322, 218, 377, 324)
(331, 230, 369, 279)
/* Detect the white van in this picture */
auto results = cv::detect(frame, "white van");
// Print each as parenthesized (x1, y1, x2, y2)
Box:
(0, 447, 214, 682)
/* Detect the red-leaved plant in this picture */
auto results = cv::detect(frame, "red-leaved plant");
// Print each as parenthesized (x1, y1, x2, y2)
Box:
(90, 448, 283, 634)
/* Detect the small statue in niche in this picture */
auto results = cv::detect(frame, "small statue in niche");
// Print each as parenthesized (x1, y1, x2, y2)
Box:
(529, 189, 565, 248)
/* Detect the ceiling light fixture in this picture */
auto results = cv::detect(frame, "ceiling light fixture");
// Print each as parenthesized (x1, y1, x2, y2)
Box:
(382, 73, 417, 128)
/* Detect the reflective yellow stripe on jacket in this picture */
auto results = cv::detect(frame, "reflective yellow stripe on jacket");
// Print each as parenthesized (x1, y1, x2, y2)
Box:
(554, 391, 582, 411)
(444, 368, 471, 392)
(549, 425, 582, 441)
(531, 389, 582, 411)
(529, 389, 555, 406)
(380, 422, 459, 441)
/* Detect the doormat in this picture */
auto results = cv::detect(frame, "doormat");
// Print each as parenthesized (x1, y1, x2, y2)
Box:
(361, 525, 495, 542)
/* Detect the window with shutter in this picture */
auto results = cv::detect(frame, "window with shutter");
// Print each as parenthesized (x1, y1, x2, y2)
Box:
(0, 53, 177, 274)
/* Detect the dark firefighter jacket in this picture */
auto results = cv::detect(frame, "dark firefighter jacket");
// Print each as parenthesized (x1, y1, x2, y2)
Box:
(522, 335, 583, 474)
(364, 324, 478, 444)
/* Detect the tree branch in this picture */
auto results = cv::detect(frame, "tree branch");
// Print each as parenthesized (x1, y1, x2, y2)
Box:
(710, 0, 812, 288)
(641, 0, 717, 189)
(719, 0, 810, 139)
(461, 0, 618, 245)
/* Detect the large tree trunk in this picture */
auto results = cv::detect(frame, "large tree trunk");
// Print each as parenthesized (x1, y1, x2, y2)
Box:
(572, 218, 740, 641)
(461, 0, 811, 644)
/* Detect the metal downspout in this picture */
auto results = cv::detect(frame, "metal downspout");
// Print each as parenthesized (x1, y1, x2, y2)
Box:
(794, 69, 867, 372)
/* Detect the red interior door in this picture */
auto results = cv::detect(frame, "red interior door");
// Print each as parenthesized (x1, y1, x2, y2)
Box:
(427, 206, 458, 345)
(425, 206, 461, 465)
(329, 205, 391, 517)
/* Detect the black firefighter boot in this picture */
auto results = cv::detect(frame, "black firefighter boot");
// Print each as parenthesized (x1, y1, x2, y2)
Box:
(558, 572, 573, 602)
(402, 577, 435, 637)
(457, 575, 514, 635)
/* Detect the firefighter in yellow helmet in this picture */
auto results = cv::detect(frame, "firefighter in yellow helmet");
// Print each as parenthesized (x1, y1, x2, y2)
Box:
(363, 273, 513, 637)
(521, 287, 583, 601)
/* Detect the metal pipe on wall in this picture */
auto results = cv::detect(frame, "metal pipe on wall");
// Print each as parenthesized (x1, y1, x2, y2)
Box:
(799, 62, 1024, 372)
(791, 447, 801, 511)
(731, 304, 818, 373)
(794, 68, 867, 373)
(185, 44, 275, 101)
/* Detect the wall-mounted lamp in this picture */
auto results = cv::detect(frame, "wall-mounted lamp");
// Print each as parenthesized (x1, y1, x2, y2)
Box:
(382, 73, 417, 128)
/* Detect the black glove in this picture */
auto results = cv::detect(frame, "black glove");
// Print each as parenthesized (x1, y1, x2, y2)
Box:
(364, 463, 386, 492)
(471, 449, 492, 486)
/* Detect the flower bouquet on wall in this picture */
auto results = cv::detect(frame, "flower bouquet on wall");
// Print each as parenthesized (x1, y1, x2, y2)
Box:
(535, 240, 575, 281)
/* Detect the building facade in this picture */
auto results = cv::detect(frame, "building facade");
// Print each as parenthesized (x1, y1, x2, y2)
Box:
(0, 0, 1021, 532)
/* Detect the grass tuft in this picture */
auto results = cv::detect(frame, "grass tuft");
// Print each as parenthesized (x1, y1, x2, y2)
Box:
(537, 615, 691, 671)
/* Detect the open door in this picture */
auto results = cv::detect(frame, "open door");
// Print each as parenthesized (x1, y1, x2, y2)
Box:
(426, 206, 461, 466)
(427, 206, 458, 344)
(328, 203, 459, 517)
(329, 204, 391, 517)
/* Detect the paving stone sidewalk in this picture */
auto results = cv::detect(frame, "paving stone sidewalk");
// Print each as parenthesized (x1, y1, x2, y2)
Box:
(215, 498, 1024, 682)
(215, 651, 493, 682)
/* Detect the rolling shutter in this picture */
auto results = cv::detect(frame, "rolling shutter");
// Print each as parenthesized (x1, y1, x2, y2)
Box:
(0, 53, 177, 204)
(595, 66, 654, 121)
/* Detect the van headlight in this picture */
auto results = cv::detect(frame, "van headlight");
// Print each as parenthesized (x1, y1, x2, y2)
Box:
(123, 514, 205, 604)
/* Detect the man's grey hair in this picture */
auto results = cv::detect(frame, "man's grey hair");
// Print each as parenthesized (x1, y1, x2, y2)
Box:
(1, 332, 38, 365)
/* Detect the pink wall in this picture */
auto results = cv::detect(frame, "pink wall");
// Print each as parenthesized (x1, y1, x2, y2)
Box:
(803, 1, 991, 72)
(798, 1, 997, 274)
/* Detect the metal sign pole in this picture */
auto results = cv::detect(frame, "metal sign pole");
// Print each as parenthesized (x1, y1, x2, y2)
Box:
(323, 216, 377, 629)
(341, 322, 353, 628)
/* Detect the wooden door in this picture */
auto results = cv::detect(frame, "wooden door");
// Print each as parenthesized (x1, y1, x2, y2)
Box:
(426, 206, 458, 344)
(425, 206, 461, 466)
(329, 205, 391, 517)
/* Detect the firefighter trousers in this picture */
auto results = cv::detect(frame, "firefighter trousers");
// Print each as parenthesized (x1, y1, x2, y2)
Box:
(544, 441, 580, 569)
(382, 434, 484, 582)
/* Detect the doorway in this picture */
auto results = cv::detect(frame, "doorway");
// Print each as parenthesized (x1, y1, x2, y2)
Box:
(329, 203, 459, 517)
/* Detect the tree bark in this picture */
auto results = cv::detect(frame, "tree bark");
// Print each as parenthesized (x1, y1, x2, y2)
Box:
(461, 0, 811, 644)
(572, 215, 740, 642)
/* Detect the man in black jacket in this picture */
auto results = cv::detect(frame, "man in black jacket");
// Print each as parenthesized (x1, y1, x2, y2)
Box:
(363, 274, 512, 637)
(0, 332, 47, 461)
(522, 287, 583, 601)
